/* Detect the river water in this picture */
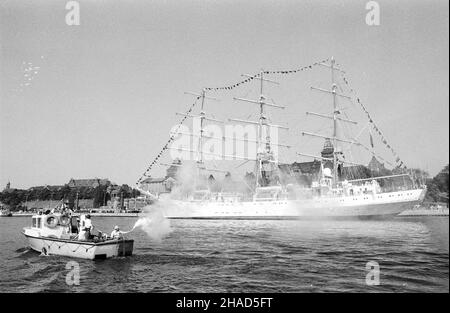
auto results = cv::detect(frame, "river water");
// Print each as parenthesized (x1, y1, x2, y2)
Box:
(0, 216, 448, 292)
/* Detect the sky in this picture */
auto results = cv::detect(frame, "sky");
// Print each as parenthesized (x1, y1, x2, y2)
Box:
(0, 0, 448, 189)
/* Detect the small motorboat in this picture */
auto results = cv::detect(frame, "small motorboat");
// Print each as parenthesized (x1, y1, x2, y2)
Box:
(23, 212, 134, 260)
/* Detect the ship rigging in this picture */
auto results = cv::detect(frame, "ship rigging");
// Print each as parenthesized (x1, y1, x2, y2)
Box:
(136, 57, 426, 218)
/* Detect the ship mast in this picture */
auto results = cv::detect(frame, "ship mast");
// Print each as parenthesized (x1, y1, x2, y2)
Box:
(169, 74, 289, 188)
(256, 70, 267, 187)
(232, 70, 287, 187)
(299, 57, 362, 186)
(171, 90, 230, 175)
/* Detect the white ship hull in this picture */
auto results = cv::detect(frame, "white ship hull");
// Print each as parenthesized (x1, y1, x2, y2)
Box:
(163, 189, 426, 219)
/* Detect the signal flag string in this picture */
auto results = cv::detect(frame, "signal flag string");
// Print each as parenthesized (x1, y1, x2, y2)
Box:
(136, 96, 201, 186)
(204, 58, 330, 92)
(337, 68, 407, 170)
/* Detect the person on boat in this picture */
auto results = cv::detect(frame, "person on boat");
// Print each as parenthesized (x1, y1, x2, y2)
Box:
(110, 225, 123, 239)
(78, 214, 94, 241)
(61, 202, 73, 216)
(70, 216, 79, 234)
(61, 200, 69, 212)
(78, 214, 86, 240)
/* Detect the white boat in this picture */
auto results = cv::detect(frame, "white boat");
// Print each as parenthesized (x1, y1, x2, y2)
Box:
(137, 57, 427, 219)
(23, 213, 134, 259)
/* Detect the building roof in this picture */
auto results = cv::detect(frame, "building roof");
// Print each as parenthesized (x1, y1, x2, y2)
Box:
(142, 177, 168, 184)
(28, 185, 64, 191)
(67, 178, 110, 188)
(166, 158, 181, 179)
(368, 156, 386, 172)
(279, 160, 322, 175)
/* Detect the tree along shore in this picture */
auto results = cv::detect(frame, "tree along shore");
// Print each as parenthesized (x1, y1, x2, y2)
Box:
(0, 183, 141, 211)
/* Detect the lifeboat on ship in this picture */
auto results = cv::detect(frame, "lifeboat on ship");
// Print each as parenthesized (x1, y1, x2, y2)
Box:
(22, 213, 134, 260)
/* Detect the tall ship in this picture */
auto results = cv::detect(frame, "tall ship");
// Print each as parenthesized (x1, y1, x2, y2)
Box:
(137, 57, 426, 218)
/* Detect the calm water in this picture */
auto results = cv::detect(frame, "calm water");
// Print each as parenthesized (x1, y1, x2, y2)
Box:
(0, 215, 448, 293)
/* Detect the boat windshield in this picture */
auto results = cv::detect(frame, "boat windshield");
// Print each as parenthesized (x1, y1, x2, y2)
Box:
(32, 217, 42, 228)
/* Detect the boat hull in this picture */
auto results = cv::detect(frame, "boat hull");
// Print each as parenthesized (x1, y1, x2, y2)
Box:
(163, 189, 426, 219)
(23, 231, 133, 260)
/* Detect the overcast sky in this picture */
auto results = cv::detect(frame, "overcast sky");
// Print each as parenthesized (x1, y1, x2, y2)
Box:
(1, 0, 448, 189)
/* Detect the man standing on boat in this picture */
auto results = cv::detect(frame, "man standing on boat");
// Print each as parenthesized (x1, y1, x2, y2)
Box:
(110, 225, 123, 239)
(78, 214, 94, 241)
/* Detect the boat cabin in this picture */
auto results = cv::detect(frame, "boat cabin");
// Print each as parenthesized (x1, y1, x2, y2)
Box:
(28, 213, 75, 240)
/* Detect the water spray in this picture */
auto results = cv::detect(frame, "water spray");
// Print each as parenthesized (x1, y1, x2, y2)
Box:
(119, 206, 172, 241)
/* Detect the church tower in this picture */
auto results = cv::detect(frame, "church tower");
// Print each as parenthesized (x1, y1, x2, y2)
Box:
(3, 181, 11, 192)
(321, 139, 334, 170)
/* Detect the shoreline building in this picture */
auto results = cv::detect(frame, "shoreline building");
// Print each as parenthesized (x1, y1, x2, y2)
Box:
(141, 159, 180, 196)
